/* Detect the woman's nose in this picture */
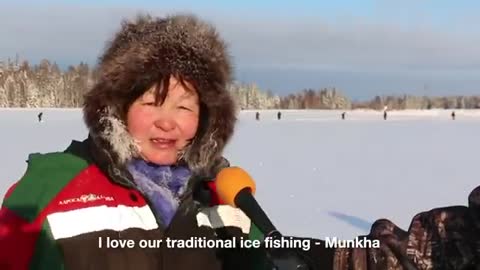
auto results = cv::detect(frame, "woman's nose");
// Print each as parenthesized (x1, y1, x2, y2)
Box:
(154, 117, 175, 131)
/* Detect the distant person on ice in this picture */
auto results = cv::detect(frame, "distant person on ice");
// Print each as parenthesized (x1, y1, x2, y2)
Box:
(383, 110, 388, 120)
(341, 112, 346, 120)
(256, 111, 260, 121)
(37, 112, 43, 122)
(277, 111, 281, 120)
(452, 111, 456, 120)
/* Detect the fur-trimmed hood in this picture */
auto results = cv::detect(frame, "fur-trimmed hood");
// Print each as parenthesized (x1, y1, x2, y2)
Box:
(83, 13, 236, 175)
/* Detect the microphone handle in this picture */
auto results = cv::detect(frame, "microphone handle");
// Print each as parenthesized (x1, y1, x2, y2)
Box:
(233, 188, 314, 270)
(234, 188, 278, 237)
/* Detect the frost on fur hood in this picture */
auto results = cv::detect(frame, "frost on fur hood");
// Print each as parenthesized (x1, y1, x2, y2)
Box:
(82, 14, 236, 175)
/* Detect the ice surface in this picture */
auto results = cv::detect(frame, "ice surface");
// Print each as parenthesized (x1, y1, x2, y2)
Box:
(1, 108, 478, 240)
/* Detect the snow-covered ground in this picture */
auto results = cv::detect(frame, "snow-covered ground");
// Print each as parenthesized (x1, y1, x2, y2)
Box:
(1, 108, 479, 240)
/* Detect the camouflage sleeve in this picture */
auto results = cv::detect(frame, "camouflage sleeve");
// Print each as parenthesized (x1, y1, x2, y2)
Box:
(333, 185, 480, 270)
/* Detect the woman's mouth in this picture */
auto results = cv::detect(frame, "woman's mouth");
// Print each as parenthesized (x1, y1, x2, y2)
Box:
(150, 138, 176, 149)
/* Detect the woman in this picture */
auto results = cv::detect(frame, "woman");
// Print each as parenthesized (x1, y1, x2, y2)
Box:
(0, 14, 270, 270)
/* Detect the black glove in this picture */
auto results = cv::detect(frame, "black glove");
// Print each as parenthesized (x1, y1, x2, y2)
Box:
(264, 235, 332, 270)
(267, 248, 312, 270)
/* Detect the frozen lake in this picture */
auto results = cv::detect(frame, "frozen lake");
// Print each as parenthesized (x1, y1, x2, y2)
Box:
(1, 108, 479, 240)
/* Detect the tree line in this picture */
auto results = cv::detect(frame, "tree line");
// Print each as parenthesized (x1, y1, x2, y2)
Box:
(1, 59, 479, 109)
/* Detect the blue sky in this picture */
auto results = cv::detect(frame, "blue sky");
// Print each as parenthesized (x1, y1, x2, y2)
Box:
(1, 0, 480, 99)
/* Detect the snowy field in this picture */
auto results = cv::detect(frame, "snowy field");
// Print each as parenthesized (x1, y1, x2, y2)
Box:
(1, 108, 479, 240)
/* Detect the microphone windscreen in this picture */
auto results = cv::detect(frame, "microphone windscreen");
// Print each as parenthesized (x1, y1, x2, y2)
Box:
(215, 167, 256, 207)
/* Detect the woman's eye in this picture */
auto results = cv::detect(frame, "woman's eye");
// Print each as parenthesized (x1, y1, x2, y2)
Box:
(178, 106, 192, 111)
(142, 102, 156, 106)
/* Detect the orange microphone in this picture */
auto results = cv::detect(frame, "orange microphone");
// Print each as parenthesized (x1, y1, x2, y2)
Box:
(215, 167, 319, 270)
(215, 167, 280, 238)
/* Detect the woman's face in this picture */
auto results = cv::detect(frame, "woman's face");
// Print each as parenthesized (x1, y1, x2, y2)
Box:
(127, 76, 200, 165)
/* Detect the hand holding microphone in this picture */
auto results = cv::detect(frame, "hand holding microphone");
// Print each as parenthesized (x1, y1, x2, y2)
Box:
(214, 167, 317, 270)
